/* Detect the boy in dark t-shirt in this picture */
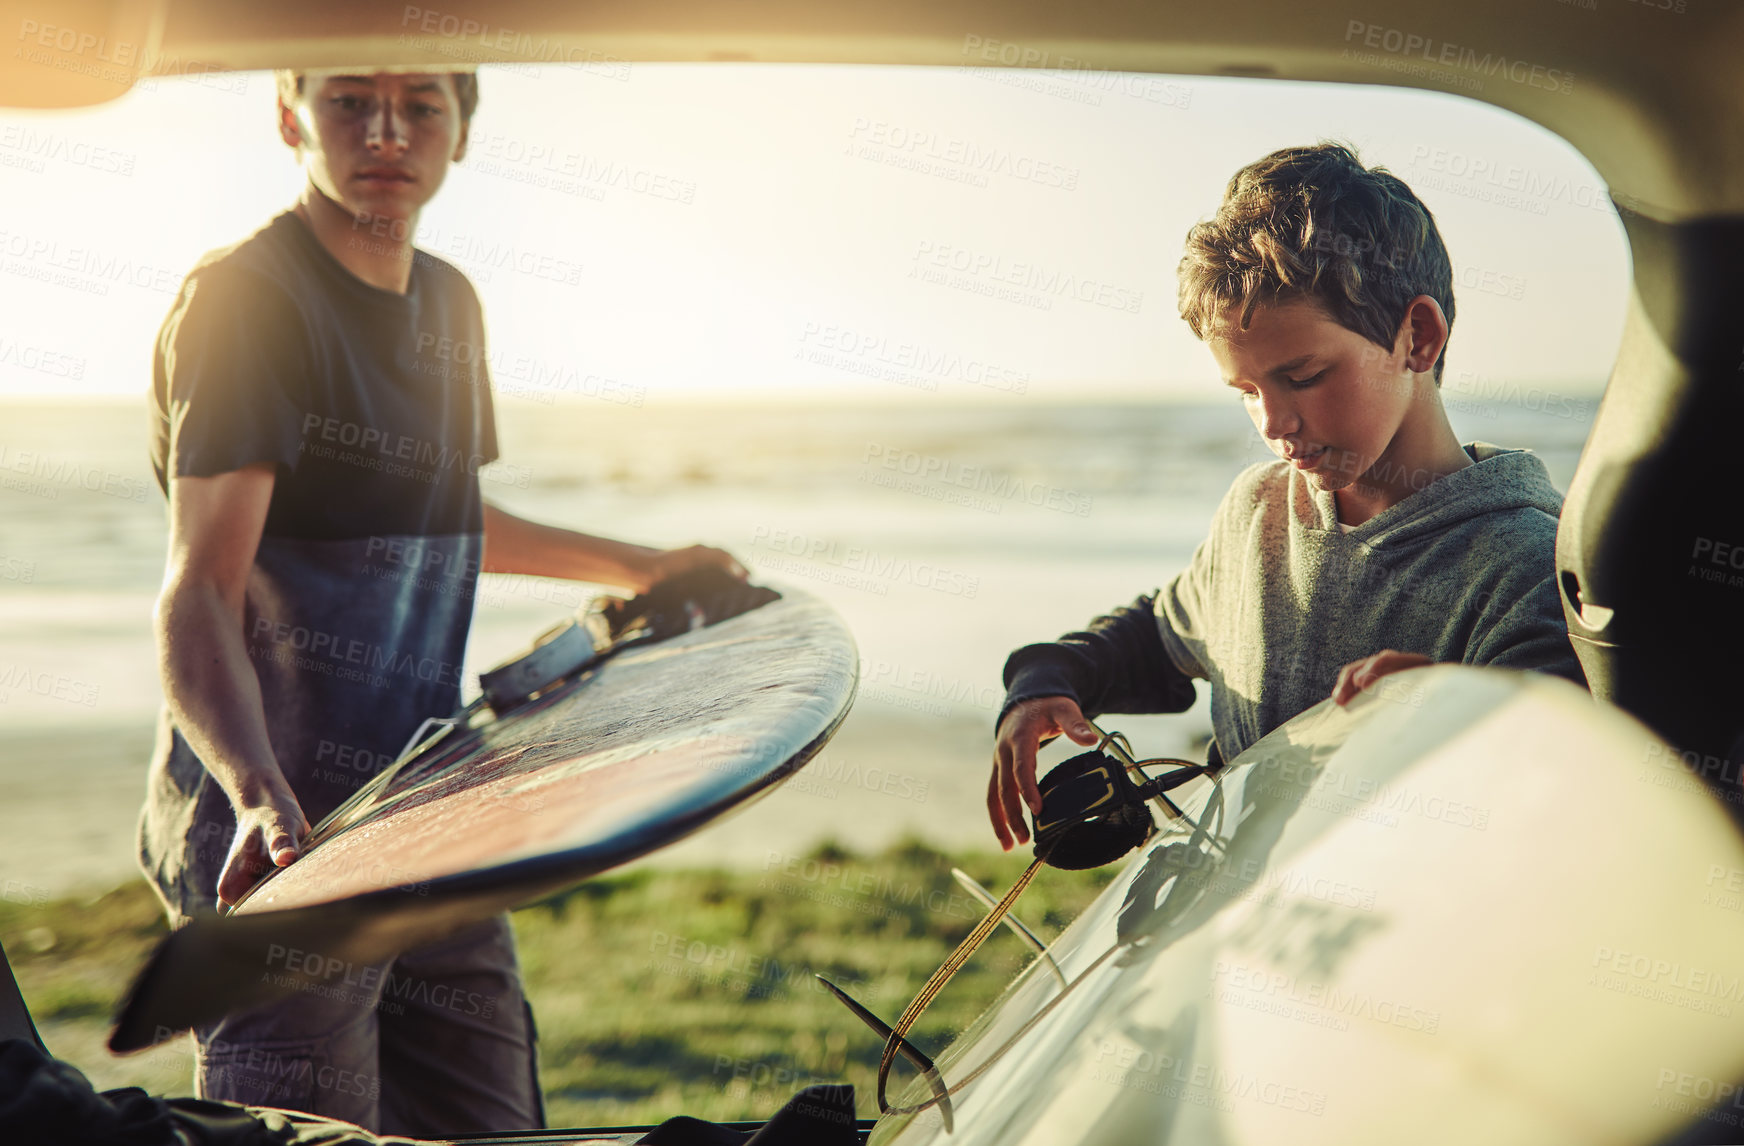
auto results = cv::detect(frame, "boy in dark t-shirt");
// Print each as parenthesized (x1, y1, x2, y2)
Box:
(144, 209, 501, 924)
(141, 68, 743, 1134)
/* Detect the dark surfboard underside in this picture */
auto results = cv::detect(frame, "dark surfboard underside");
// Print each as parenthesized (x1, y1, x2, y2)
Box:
(111, 585, 856, 1052)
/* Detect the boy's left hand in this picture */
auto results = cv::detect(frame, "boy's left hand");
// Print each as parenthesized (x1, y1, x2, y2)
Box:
(1331, 649, 1433, 706)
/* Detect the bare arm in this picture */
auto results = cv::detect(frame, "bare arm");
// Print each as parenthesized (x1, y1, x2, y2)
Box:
(157, 463, 309, 907)
(482, 501, 746, 593)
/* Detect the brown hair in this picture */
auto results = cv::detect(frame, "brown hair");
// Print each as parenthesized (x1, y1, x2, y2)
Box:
(275, 70, 479, 125)
(1177, 142, 1455, 382)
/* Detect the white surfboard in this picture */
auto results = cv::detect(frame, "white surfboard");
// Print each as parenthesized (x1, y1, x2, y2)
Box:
(871, 665, 1744, 1146)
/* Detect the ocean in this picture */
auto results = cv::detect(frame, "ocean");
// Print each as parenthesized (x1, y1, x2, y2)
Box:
(0, 392, 1598, 897)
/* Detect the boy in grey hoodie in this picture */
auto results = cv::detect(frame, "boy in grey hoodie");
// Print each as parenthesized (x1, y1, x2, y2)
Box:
(988, 142, 1586, 850)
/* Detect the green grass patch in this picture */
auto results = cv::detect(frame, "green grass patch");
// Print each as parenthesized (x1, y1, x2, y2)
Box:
(8, 840, 1115, 1128)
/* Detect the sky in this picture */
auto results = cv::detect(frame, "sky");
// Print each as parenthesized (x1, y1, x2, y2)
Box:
(0, 62, 1631, 404)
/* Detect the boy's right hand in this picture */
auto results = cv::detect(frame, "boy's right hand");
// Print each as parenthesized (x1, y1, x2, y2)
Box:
(989, 696, 1100, 852)
(216, 790, 311, 909)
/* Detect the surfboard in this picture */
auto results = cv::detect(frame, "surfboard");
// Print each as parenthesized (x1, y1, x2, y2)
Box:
(110, 580, 857, 1052)
(866, 665, 1744, 1146)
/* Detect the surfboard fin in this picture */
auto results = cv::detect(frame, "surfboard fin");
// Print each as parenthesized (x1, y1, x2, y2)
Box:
(815, 975, 953, 1132)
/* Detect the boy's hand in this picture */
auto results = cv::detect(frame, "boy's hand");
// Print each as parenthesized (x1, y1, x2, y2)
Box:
(989, 696, 1100, 852)
(1331, 650, 1434, 706)
(216, 790, 311, 909)
(640, 545, 748, 591)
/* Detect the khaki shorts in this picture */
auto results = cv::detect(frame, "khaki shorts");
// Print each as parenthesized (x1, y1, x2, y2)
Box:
(194, 915, 544, 1136)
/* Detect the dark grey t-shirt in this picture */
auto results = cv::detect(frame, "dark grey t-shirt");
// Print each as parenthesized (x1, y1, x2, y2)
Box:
(140, 212, 499, 924)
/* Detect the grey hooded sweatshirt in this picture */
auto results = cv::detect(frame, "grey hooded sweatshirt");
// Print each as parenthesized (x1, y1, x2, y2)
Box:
(1002, 443, 1586, 765)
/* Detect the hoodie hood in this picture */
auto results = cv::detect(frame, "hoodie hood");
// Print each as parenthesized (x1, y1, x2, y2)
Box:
(1310, 442, 1565, 549)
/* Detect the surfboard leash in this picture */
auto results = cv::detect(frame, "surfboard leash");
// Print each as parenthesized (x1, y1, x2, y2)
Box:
(838, 764, 1226, 1119)
(835, 723, 1212, 1118)
(874, 855, 1047, 1111)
